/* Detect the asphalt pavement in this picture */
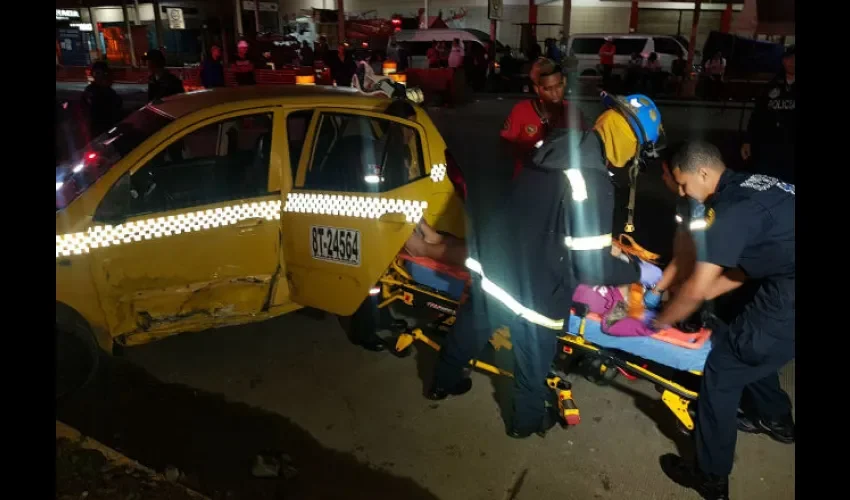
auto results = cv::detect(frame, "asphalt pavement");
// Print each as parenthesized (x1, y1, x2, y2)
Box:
(55, 85, 792, 500)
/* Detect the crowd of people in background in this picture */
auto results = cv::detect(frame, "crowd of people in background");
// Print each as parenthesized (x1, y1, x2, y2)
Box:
(67, 34, 794, 186)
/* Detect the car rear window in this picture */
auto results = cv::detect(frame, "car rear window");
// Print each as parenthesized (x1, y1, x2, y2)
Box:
(615, 38, 648, 55)
(570, 38, 605, 55)
(56, 107, 173, 211)
(654, 37, 684, 56)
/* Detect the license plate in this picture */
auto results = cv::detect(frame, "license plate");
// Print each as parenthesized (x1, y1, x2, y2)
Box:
(311, 226, 361, 266)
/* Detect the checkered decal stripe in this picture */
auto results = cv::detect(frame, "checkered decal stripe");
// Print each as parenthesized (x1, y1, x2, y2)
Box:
(282, 193, 428, 223)
(56, 201, 282, 258)
(56, 194, 430, 259)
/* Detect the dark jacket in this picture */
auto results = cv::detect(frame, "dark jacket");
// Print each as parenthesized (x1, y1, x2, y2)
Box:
(745, 74, 796, 182)
(233, 56, 257, 86)
(746, 74, 796, 146)
(470, 129, 640, 324)
(200, 59, 225, 88)
(148, 70, 185, 101)
(80, 83, 123, 138)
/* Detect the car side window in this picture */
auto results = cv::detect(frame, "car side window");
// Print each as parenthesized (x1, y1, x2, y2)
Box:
(570, 38, 605, 55)
(614, 38, 648, 55)
(654, 37, 684, 57)
(286, 110, 313, 182)
(303, 112, 425, 193)
(96, 112, 274, 220)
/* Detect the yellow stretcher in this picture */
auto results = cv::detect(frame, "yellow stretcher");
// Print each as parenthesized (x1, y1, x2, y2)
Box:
(372, 250, 704, 435)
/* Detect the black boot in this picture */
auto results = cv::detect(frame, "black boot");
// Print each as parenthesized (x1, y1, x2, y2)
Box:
(659, 454, 730, 500)
(426, 378, 473, 401)
(507, 407, 558, 439)
(737, 412, 795, 444)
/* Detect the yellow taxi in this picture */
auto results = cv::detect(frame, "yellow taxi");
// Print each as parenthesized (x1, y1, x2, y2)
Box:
(56, 86, 465, 394)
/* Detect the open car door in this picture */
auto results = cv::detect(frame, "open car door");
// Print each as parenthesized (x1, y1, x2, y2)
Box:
(280, 107, 455, 316)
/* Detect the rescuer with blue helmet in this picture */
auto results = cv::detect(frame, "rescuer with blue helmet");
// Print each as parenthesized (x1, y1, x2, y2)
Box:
(427, 93, 665, 438)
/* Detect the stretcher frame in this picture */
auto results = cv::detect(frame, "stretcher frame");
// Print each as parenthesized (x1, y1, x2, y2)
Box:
(377, 255, 702, 434)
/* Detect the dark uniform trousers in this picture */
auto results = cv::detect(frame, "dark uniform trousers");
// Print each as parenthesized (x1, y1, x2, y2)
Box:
(696, 279, 795, 477)
(433, 277, 560, 433)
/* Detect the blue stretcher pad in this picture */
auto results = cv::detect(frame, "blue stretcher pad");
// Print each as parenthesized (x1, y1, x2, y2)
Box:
(566, 315, 712, 373)
(403, 259, 466, 301)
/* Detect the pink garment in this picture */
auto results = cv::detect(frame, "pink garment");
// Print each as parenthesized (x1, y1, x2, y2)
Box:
(571, 285, 624, 316)
(572, 284, 654, 337)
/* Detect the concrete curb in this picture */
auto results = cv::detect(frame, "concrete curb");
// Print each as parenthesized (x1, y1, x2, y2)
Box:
(56, 420, 210, 500)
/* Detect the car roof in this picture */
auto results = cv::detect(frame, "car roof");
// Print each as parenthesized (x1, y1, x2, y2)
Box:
(395, 29, 485, 44)
(569, 33, 677, 39)
(150, 85, 392, 119)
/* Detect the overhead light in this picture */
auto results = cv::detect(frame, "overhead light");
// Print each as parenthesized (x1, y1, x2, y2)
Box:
(364, 175, 384, 184)
(56, 182, 64, 191)
(72, 163, 84, 173)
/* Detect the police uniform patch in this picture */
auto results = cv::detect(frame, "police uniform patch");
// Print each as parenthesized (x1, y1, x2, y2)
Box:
(741, 174, 778, 191)
(768, 87, 780, 99)
(503, 118, 511, 131)
(525, 124, 538, 136)
(704, 208, 715, 228)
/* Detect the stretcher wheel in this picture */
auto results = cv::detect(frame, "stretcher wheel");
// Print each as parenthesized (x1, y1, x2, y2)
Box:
(584, 357, 619, 386)
(674, 405, 698, 437)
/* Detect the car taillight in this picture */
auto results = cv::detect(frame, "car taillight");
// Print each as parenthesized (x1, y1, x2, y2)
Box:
(445, 149, 466, 201)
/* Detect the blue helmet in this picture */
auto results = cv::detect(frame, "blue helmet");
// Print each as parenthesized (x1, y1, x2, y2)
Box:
(601, 92, 663, 148)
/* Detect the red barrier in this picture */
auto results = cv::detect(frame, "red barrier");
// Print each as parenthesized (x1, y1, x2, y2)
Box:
(254, 68, 297, 86)
(406, 68, 454, 93)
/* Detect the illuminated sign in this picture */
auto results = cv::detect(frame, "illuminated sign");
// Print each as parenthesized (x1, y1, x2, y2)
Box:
(56, 9, 81, 20)
(70, 23, 93, 32)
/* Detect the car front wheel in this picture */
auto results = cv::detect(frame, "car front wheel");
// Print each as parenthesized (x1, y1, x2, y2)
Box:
(55, 321, 100, 400)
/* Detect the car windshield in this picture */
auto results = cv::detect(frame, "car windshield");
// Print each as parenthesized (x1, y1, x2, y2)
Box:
(56, 107, 173, 211)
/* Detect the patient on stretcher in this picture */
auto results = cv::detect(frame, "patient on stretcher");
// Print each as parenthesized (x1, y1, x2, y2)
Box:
(572, 284, 655, 337)
(571, 283, 712, 350)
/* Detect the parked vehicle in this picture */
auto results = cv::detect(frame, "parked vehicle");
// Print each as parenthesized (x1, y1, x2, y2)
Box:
(565, 33, 686, 77)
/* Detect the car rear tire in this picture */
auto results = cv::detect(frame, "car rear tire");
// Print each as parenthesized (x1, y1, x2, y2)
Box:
(55, 319, 100, 400)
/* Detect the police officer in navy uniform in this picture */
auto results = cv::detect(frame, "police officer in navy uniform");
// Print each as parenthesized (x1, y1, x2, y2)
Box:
(427, 94, 665, 438)
(741, 45, 796, 184)
(654, 141, 795, 500)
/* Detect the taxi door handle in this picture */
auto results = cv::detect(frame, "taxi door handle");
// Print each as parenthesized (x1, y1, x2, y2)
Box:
(236, 217, 264, 233)
(378, 212, 407, 225)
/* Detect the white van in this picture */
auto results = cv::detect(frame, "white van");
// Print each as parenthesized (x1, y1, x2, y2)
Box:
(394, 29, 488, 70)
(566, 33, 686, 77)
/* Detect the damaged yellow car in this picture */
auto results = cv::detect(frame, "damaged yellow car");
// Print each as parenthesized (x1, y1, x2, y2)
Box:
(56, 86, 464, 396)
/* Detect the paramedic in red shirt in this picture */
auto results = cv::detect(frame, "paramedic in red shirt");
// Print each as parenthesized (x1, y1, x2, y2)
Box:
(599, 37, 616, 90)
(500, 58, 587, 178)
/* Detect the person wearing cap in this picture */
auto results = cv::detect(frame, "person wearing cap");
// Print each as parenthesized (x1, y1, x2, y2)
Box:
(427, 93, 665, 438)
(598, 37, 617, 90)
(740, 45, 796, 184)
(233, 39, 257, 86)
(80, 61, 123, 139)
(145, 49, 185, 102)
(500, 57, 587, 178)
